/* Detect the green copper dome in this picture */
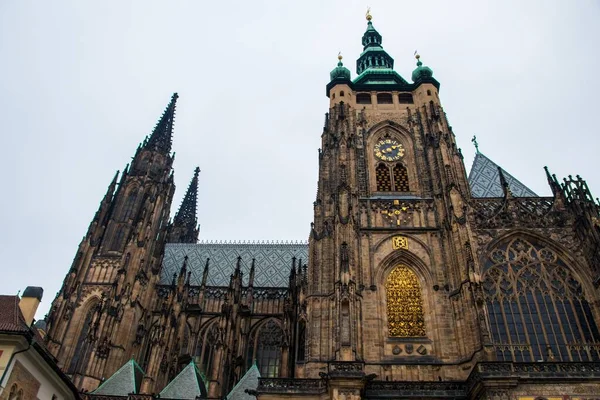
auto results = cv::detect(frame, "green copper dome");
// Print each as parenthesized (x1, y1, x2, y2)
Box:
(411, 55, 434, 82)
(330, 57, 351, 82)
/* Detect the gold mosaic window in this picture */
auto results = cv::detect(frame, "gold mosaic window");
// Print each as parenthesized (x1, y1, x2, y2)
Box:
(376, 163, 392, 191)
(392, 164, 409, 191)
(386, 265, 426, 337)
(483, 237, 600, 362)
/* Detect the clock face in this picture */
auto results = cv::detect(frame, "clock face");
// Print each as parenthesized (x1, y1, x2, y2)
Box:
(374, 139, 405, 161)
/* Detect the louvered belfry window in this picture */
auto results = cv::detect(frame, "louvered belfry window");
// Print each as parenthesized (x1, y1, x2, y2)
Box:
(376, 163, 392, 191)
(393, 164, 410, 192)
(376, 163, 410, 192)
(482, 237, 600, 362)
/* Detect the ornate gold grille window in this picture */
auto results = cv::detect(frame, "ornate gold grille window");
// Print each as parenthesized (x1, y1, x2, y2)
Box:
(376, 163, 392, 191)
(386, 265, 426, 337)
(482, 237, 600, 362)
(392, 164, 409, 191)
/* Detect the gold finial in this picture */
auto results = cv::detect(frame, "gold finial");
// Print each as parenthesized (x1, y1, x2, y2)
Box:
(366, 7, 372, 21)
(338, 52, 343, 61)
(414, 50, 420, 60)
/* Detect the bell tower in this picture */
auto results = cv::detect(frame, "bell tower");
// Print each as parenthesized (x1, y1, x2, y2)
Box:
(44, 94, 185, 391)
(304, 11, 481, 392)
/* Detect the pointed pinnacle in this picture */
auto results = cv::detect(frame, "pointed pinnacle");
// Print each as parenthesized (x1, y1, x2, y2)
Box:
(145, 93, 178, 154)
(174, 167, 200, 228)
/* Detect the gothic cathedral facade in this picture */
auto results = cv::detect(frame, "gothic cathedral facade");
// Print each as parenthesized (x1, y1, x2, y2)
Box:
(42, 15, 600, 400)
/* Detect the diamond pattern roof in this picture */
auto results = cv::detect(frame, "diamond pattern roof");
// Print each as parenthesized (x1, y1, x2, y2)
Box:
(468, 152, 537, 198)
(160, 361, 207, 399)
(227, 363, 260, 400)
(92, 359, 144, 396)
(161, 242, 309, 287)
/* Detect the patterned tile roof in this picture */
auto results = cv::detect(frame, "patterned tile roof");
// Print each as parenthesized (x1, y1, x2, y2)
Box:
(468, 152, 538, 198)
(0, 295, 28, 333)
(227, 363, 260, 400)
(92, 359, 144, 396)
(161, 242, 309, 287)
(160, 361, 207, 399)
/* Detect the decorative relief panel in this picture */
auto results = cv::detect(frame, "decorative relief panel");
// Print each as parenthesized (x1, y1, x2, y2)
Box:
(386, 265, 426, 337)
(392, 236, 408, 250)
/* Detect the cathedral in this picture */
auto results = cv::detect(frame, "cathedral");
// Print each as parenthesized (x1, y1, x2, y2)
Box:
(41, 12, 600, 400)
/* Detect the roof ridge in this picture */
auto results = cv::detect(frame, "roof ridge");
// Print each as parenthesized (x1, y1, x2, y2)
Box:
(167, 240, 309, 246)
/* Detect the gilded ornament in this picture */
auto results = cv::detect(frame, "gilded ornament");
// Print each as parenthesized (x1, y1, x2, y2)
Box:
(386, 265, 426, 337)
(392, 236, 408, 250)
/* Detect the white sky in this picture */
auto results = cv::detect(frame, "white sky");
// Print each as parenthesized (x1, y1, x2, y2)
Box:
(0, 0, 598, 319)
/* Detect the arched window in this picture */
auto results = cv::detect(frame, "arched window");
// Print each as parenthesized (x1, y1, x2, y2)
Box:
(68, 307, 95, 373)
(392, 164, 410, 192)
(8, 384, 18, 400)
(377, 93, 393, 104)
(340, 91, 345, 97)
(376, 163, 392, 192)
(122, 191, 138, 221)
(482, 237, 600, 362)
(110, 225, 126, 252)
(194, 323, 218, 375)
(356, 93, 371, 104)
(247, 320, 283, 378)
(386, 265, 426, 337)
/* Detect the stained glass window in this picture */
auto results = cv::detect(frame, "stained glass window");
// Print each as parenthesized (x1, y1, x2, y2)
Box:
(386, 265, 426, 337)
(247, 319, 283, 378)
(482, 237, 600, 361)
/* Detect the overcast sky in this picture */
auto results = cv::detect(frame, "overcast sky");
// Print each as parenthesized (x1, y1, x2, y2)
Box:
(1, 1, 598, 319)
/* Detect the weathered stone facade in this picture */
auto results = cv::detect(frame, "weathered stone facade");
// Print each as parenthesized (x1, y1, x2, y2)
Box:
(43, 14, 600, 400)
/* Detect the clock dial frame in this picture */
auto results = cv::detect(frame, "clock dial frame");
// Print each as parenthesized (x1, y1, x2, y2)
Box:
(374, 139, 405, 162)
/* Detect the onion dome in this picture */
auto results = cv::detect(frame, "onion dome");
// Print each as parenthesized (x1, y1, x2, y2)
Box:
(330, 53, 351, 82)
(411, 53, 434, 82)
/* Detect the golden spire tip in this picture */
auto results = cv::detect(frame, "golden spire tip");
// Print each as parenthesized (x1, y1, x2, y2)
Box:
(366, 7, 372, 21)
(338, 52, 343, 61)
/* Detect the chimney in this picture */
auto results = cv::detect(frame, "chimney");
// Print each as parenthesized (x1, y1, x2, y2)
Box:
(19, 286, 43, 327)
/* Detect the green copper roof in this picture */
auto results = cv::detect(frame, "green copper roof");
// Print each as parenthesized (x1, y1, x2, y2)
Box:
(330, 59, 351, 82)
(412, 56, 434, 82)
(92, 359, 144, 396)
(159, 361, 208, 399)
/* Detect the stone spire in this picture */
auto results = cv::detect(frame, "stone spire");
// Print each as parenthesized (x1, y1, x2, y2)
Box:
(168, 167, 200, 243)
(144, 93, 178, 154)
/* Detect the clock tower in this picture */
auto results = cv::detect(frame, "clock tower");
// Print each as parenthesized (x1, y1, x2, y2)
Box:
(303, 10, 480, 392)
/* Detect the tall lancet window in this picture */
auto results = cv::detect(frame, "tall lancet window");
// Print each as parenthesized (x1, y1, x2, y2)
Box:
(386, 266, 426, 337)
(376, 163, 392, 192)
(195, 323, 218, 376)
(68, 308, 95, 373)
(121, 191, 138, 221)
(247, 319, 283, 378)
(482, 237, 600, 362)
(392, 164, 410, 192)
